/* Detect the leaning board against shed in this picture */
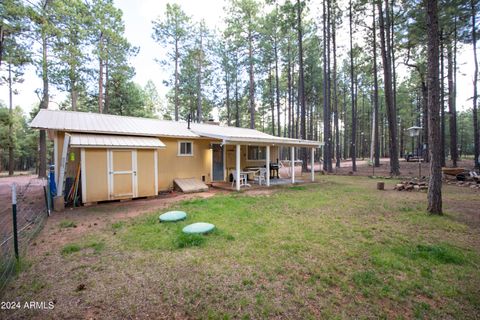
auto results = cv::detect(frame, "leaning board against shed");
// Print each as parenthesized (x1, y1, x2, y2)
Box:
(182, 222, 215, 234)
(159, 211, 187, 222)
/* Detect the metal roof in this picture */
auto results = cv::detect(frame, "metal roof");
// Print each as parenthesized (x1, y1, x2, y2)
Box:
(31, 110, 321, 147)
(69, 133, 165, 149)
(31, 109, 199, 138)
(190, 123, 321, 147)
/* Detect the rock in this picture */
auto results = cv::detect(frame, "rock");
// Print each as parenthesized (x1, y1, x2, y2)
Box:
(75, 284, 86, 292)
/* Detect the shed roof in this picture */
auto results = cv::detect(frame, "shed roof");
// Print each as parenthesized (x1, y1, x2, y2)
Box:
(69, 133, 165, 149)
(31, 110, 321, 147)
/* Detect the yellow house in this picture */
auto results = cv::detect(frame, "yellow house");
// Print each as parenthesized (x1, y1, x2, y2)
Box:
(31, 110, 320, 205)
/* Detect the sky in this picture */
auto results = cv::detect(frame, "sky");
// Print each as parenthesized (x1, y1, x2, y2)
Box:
(0, 0, 477, 119)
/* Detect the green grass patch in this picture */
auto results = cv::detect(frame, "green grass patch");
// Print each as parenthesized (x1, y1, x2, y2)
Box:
(59, 220, 77, 228)
(84, 241, 105, 253)
(174, 233, 206, 248)
(111, 221, 125, 230)
(393, 243, 467, 265)
(288, 185, 307, 191)
(61, 241, 105, 256)
(352, 270, 380, 287)
(61, 243, 81, 256)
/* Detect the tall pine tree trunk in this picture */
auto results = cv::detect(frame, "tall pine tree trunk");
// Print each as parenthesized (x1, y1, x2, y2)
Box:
(326, 0, 332, 172)
(274, 36, 281, 136)
(333, 2, 340, 168)
(248, 30, 255, 129)
(235, 57, 240, 127)
(373, 2, 380, 167)
(174, 39, 179, 121)
(8, 63, 14, 176)
(343, 83, 348, 160)
(197, 29, 203, 123)
(98, 33, 104, 113)
(472, 0, 479, 168)
(297, 0, 307, 170)
(440, 31, 446, 166)
(447, 43, 458, 167)
(349, 0, 357, 171)
(422, 81, 429, 162)
(287, 49, 292, 138)
(38, 7, 49, 178)
(269, 66, 275, 135)
(323, 0, 330, 172)
(225, 70, 231, 126)
(377, 0, 400, 175)
(391, 0, 398, 158)
(105, 55, 110, 114)
(426, 0, 442, 214)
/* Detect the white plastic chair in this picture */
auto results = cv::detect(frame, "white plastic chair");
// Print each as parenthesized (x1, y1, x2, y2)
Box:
(231, 170, 248, 188)
(254, 168, 267, 185)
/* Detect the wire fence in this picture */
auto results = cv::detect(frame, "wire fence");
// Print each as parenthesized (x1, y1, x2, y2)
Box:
(0, 178, 49, 293)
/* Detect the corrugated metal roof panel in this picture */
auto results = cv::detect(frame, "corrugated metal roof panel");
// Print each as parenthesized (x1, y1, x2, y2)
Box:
(31, 109, 199, 138)
(30, 110, 321, 147)
(69, 133, 165, 149)
(190, 123, 321, 147)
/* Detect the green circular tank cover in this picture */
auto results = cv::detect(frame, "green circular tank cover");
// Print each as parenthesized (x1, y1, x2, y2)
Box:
(159, 211, 187, 222)
(182, 222, 215, 234)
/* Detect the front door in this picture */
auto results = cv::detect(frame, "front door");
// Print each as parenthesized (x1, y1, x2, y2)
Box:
(109, 150, 137, 199)
(212, 144, 224, 181)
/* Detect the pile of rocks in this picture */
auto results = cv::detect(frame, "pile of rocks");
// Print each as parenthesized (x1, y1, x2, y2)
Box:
(394, 179, 428, 192)
(445, 180, 480, 190)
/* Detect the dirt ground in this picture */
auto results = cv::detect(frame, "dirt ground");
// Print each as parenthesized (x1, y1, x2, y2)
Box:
(322, 158, 477, 178)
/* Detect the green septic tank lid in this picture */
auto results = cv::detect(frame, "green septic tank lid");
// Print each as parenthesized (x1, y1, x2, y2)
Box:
(182, 222, 215, 234)
(159, 211, 187, 222)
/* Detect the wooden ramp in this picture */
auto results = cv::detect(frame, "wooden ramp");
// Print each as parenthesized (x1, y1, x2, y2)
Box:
(174, 178, 209, 193)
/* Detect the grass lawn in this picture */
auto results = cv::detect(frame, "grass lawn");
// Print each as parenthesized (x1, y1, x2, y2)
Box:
(1, 176, 479, 319)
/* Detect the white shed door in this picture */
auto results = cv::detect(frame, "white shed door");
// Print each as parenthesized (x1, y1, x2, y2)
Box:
(108, 150, 137, 200)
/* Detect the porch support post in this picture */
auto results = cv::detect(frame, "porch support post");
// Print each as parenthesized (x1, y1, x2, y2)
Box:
(266, 145, 270, 187)
(236, 144, 241, 191)
(291, 146, 295, 184)
(311, 147, 315, 182)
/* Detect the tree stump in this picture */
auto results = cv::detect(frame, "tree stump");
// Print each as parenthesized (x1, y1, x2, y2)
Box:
(377, 182, 385, 190)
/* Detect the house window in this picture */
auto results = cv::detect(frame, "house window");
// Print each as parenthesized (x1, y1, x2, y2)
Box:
(178, 141, 193, 156)
(247, 146, 266, 161)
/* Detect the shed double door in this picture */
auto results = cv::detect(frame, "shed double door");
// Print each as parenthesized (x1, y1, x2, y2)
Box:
(109, 150, 137, 199)
(107, 149, 158, 200)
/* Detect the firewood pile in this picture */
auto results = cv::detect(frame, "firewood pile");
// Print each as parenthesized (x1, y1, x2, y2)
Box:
(394, 179, 428, 192)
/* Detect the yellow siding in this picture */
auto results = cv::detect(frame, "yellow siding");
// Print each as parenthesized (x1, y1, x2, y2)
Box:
(225, 145, 279, 170)
(137, 149, 156, 197)
(55, 130, 284, 198)
(84, 148, 109, 202)
(157, 138, 213, 191)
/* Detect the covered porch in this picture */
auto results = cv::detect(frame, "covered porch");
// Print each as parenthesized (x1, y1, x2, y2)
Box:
(190, 123, 322, 191)
(229, 144, 317, 191)
(209, 142, 318, 191)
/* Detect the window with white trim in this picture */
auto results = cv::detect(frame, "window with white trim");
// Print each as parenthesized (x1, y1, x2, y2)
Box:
(247, 146, 266, 161)
(178, 141, 193, 156)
